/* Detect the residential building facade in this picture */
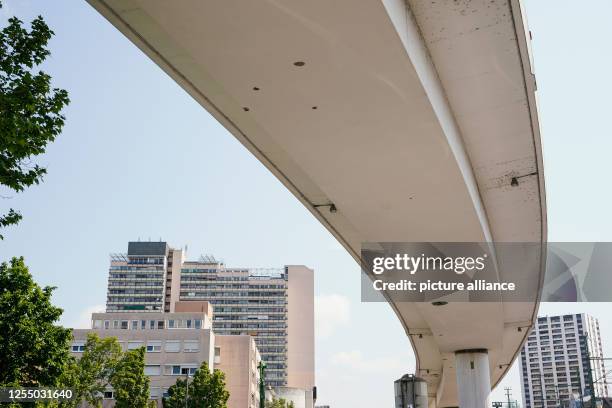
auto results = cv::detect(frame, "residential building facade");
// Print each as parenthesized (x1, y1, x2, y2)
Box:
(180, 259, 314, 389)
(215, 335, 262, 408)
(105, 241, 315, 391)
(519, 313, 608, 408)
(106, 241, 183, 313)
(71, 303, 262, 408)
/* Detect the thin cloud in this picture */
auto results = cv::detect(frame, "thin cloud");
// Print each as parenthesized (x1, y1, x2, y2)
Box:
(315, 294, 350, 338)
(65, 304, 105, 329)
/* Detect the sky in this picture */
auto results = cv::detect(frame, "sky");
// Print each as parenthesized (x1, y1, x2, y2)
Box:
(1, 0, 612, 407)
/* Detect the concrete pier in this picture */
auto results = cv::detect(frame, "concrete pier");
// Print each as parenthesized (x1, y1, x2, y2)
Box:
(455, 349, 491, 408)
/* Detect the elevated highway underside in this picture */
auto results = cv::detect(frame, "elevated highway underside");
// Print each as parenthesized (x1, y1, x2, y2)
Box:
(86, 0, 546, 406)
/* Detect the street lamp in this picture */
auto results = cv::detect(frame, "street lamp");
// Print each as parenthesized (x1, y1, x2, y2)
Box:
(185, 371, 191, 408)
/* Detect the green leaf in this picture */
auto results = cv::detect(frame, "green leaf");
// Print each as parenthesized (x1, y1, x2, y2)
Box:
(110, 347, 150, 408)
(0, 10, 70, 236)
(163, 361, 230, 408)
(0, 257, 72, 387)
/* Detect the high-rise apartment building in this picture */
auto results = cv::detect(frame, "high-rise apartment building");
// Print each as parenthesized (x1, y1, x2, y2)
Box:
(519, 313, 608, 408)
(179, 259, 314, 389)
(105, 242, 315, 391)
(106, 242, 183, 313)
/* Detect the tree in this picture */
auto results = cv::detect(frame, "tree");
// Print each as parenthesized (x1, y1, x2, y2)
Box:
(162, 377, 187, 408)
(188, 362, 229, 408)
(163, 361, 229, 408)
(0, 257, 72, 387)
(110, 347, 150, 408)
(64, 333, 122, 408)
(0, 1, 70, 239)
(266, 398, 295, 408)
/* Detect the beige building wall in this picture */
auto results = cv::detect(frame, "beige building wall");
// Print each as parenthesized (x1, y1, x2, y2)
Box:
(72, 311, 215, 407)
(73, 307, 266, 408)
(174, 300, 213, 317)
(215, 335, 261, 408)
(166, 248, 184, 312)
(286, 265, 315, 390)
(173, 301, 216, 369)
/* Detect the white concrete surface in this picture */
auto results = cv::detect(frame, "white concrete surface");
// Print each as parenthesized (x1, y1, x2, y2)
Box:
(455, 350, 492, 408)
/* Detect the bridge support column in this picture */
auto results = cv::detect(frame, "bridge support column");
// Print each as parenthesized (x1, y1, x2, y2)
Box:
(455, 349, 491, 408)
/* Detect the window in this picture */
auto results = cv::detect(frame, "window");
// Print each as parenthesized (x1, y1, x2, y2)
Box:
(113, 320, 119, 329)
(165, 341, 180, 353)
(168, 320, 175, 329)
(103, 391, 114, 399)
(150, 387, 160, 399)
(214, 347, 221, 364)
(140, 320, 146, 330)
(131, 320, 138, 330)
(71, 341, 86, 352)
(149, 320, 155, 329)
(165, 365, 196, 376)
(104, 320, 110, 329)
(157, 321, 165, 329)
(186, 320, 192, 329)
(120, 320, 128, 330)
(195, 319, 202, 329)
(146, 341, 162, 353)
(93, 320, 102, 329)
(127, 341, 144, 350)
(182, 367, 197, 375)
(184, 340, 199, 353)
(165, 365, 182, 376)
(144, 365, 161, 376)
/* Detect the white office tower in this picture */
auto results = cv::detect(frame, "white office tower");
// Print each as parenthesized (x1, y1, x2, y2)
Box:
(519, 314, 608, 408)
